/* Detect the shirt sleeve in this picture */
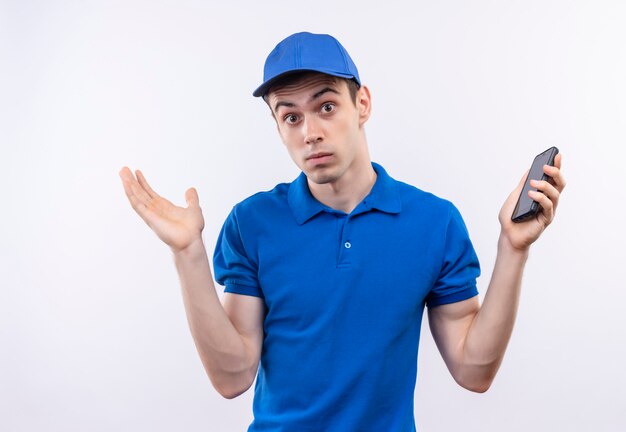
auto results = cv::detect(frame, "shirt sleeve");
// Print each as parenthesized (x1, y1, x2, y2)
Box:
(212, 208, 265, 299)
(426, 204, 480, 308)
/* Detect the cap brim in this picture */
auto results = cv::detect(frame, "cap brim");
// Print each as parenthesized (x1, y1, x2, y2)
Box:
(252, 69, 356, 97)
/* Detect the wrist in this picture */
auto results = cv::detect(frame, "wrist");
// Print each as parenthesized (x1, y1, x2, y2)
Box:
(498, 232, 530, 260)
(172, 236, 207, 261)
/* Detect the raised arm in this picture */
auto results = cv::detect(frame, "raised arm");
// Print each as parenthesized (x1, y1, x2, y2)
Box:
(428, 154, 566, 392)
(119, 167, 264, 398)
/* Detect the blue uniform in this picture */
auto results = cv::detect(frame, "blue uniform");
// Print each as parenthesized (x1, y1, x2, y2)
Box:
(213, 163, 480, 431)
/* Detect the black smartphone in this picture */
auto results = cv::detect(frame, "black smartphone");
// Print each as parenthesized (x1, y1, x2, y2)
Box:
(511, 146, 559, 223)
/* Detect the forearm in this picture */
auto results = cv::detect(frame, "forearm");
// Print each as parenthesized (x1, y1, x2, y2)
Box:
(173, 238, 257, 396)
(461, 234, 529, 386)
(443, 155, 564, 392)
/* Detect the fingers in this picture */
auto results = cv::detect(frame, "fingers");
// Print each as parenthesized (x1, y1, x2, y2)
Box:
(120, 168, 156, 203)
(119, 167, 141, 207)
(528, 188, 554, 222)
(530, 178, 560, 204)
(543, 154, 566, 192)
(522, 153, 565, 224)
(136, 169, 161, 199)
(119, 167, 153, 220)
(529, 151, 566, 224)
(529, 177, 560, 224)
(553, 152, 562, 169)
(119, 166, 200, 220)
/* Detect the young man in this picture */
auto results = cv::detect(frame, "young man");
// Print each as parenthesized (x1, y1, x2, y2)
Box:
(120, 32, 565, 431)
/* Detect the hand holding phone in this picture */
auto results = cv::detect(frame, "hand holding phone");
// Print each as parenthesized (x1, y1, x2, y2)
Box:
(511, 147, 559, 223)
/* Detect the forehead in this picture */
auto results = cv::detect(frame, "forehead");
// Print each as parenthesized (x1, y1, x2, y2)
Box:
(267, 74, 346, 107)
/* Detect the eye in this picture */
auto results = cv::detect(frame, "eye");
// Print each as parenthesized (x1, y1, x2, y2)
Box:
(321, 103, 335, 113)
(284, 114, 299, 124)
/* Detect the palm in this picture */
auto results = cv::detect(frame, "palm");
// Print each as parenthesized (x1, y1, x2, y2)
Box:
(119, 167, 205, 252)
(143, 195, 204, 250)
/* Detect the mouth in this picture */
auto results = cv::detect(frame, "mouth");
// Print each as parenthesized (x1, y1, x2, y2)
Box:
(306, 152, 333, 161)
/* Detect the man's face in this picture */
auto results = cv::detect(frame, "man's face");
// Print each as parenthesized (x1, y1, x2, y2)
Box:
(267, 74, 371, 186)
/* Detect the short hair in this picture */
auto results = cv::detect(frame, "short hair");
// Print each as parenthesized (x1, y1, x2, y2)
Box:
(262, 72, 361, 108)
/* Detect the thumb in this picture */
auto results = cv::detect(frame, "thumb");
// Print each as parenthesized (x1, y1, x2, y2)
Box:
(517, 169, 529, 189)
(185, 187, 199, 208)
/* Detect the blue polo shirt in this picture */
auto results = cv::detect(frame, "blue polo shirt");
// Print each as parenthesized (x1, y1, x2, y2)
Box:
(213, 163, 480, 431)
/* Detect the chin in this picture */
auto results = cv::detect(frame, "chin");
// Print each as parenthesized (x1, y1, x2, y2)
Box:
(306, 168, 338, 185)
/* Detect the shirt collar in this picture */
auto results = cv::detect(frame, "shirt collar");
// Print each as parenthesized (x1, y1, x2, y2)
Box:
(288, 162, 402, 225)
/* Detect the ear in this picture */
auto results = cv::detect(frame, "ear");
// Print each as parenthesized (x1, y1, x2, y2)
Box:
(357, 85, 372, 126)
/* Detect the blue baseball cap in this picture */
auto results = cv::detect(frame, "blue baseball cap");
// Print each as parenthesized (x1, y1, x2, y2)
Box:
(253, 32, 361, 98)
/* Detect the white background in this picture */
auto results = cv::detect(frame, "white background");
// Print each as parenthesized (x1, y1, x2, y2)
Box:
(2, 1, 625, 431)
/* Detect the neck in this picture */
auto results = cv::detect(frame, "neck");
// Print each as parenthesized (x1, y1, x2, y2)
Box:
(307, 159, 377, 214)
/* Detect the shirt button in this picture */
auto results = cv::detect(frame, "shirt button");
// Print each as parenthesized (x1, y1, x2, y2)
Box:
(344, 241, 352, 249)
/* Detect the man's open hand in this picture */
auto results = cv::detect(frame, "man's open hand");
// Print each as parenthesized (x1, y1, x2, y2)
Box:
(119, 167, 205, 252)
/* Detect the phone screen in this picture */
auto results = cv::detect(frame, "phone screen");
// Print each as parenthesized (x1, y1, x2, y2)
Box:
(512, 147, 559, 222)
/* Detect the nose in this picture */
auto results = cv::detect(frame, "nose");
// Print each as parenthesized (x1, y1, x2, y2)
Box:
(303, 116, 323, 145)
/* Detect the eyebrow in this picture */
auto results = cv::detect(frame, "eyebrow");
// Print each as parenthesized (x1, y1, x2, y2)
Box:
(273, 86, 340, 113)
(311, 86, 340, 101)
